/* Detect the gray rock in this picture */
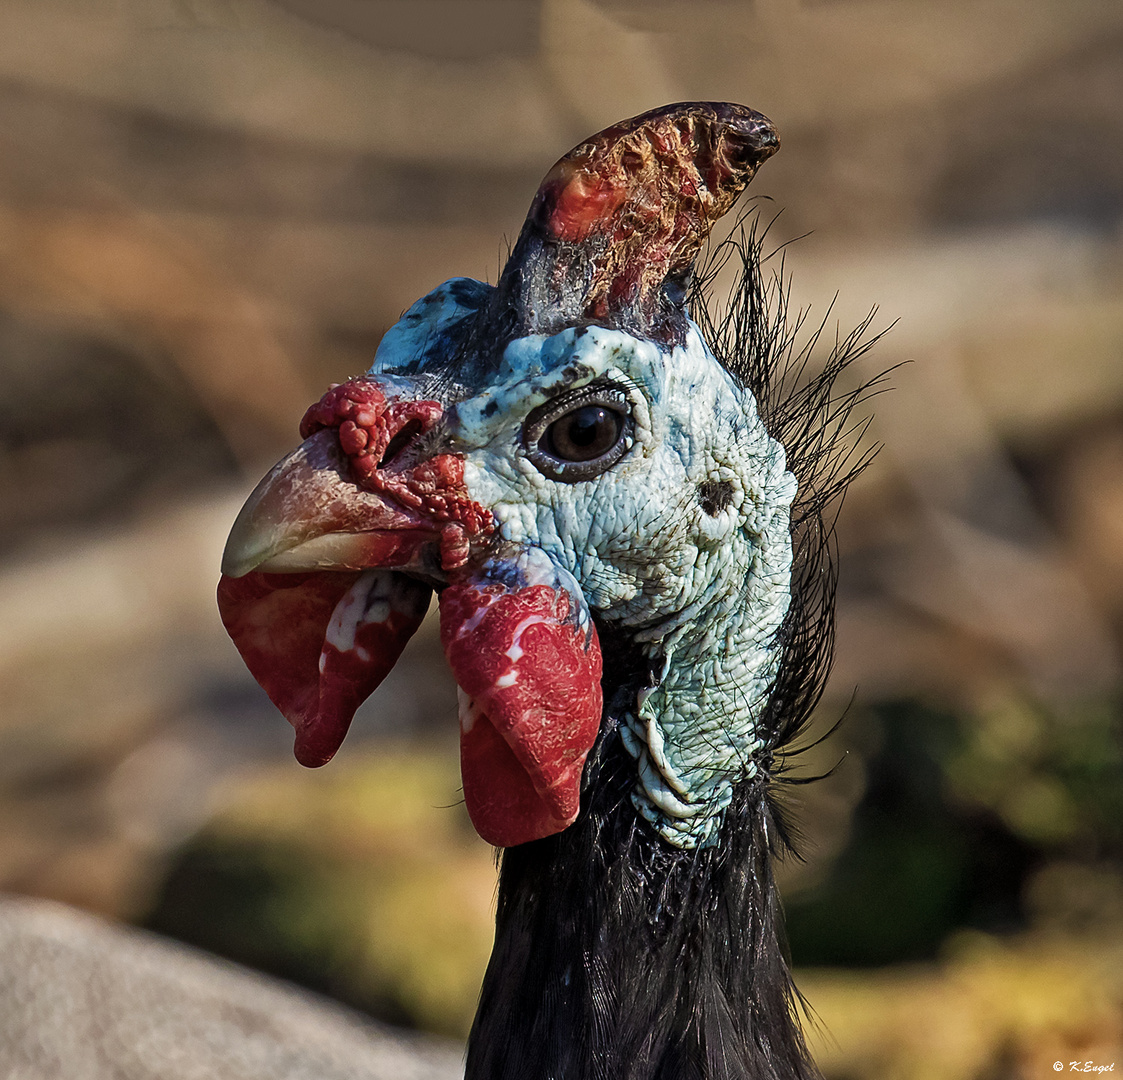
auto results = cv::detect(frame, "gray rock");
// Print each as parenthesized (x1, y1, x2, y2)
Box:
(0, 894, 465, 1080)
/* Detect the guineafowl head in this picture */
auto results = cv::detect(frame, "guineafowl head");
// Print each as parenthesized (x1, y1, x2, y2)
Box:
(218, 101, 877, 1080)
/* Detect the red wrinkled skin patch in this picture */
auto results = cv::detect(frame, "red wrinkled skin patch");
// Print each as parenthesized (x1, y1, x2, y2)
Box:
(546, 160, 628, 245)
(217, 569, 431, 767)
(440, 573, 603, 848)
(301, 378, 492, 569)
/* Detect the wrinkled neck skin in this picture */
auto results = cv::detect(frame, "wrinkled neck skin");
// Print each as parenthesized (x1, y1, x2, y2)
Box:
(619, 484, 794, 848)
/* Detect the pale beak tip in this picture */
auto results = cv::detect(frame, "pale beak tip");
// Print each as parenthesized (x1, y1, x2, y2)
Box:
(220, 538, 263, 579)
(220, 550, 254, 579)
(221, 502, 277, 579)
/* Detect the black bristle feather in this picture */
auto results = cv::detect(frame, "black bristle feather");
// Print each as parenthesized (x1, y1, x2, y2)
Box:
(466, 213, 885, 1079)
(469, 735, 816, 1080)
(692, 210, 893, 771)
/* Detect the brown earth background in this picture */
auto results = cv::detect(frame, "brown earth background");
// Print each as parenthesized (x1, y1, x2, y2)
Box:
(1, 2, 1123, 1077)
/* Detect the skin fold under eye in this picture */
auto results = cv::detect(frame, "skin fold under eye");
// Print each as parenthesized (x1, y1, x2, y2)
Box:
(523, 385, 633, 482)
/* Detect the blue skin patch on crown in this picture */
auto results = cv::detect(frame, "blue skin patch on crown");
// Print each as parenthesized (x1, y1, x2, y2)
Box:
(374, 277, 492, 380)
(372, 278, 796, 848)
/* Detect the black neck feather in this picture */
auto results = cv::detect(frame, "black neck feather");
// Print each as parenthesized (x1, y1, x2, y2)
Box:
(465, 673, 819, 1080)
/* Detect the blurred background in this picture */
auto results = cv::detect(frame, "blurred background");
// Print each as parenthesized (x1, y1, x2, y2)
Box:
(1, 0, 1122, 1076)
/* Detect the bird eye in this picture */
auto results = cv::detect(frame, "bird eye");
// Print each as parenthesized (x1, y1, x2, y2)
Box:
(523, 387, 632, 482)
(546, 405, 622, 462)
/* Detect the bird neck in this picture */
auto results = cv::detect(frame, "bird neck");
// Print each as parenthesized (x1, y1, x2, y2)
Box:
(464, 732, 818, 1080)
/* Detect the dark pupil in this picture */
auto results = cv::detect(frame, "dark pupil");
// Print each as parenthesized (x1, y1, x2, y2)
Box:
(546, 405, 621, 462)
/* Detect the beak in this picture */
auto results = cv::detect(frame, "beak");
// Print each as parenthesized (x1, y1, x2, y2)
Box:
(220, 428, 444, 581)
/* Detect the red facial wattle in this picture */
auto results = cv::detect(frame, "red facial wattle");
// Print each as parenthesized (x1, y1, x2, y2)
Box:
(440, 562, 603, 848)
(218, 569, 431, 766)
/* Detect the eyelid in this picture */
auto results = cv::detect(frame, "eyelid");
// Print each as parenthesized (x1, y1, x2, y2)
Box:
(523, 382, 630, 438)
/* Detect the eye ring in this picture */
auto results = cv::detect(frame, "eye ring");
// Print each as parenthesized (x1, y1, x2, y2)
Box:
(523, 386, 633, 482)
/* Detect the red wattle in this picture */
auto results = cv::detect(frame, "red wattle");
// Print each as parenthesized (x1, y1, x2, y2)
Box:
(440, 571, 602, 847)
(217, 570, 431, 766)
(458, 696, 575, 848)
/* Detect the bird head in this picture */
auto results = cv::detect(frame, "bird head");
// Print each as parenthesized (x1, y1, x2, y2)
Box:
(218, 102, 792, 850)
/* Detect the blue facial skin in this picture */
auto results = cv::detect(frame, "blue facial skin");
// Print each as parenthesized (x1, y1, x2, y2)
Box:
(371, 277, 796, 848)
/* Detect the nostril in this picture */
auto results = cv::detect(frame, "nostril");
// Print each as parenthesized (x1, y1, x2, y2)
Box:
(379, 419, 425, 469)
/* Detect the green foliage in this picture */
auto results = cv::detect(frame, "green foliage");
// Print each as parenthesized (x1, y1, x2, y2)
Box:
(144, 745, 496, 1038)
(785, 694, 1123, 967)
